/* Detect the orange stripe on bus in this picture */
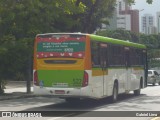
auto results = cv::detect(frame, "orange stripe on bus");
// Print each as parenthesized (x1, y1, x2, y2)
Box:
(84, 35, 92, 70)
(92, 69, 108, 76)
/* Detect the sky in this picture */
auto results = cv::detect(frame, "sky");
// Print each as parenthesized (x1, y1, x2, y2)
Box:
(132, 0, 160, 17)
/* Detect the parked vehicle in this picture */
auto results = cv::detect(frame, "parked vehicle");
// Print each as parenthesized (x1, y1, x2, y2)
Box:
(148, 70, 160, 85)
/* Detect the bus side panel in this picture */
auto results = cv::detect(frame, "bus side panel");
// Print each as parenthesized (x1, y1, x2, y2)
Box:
(107, 68, 126, 94)
(91, 68, 105, 98)
(132, 67, 144, 90)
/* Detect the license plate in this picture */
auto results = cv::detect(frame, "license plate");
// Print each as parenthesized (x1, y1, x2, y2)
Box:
(55, 90, 65, 94)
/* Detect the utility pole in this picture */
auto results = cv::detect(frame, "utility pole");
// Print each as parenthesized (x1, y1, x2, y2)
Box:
(27, 54, 32, 94)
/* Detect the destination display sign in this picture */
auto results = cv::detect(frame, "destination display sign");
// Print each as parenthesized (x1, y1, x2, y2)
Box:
(36, 36, 86, 58)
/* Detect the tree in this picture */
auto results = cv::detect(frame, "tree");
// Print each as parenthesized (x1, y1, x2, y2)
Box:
(127, 0, 153, 4)
(139, 34, 159, 49)
(72, 0, 116, 33)
(0, 0, 86, 93)
(146, 0, 153, 4)
(0, 0, 85, 38)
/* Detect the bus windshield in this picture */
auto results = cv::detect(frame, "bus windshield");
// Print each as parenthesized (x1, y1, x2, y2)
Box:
(36, 34, 86, 59)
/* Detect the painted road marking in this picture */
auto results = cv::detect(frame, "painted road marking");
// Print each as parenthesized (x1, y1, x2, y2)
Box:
(151, 117, 160, 120)
(47, 117, 63, 120)
(47, 113, 75, 120)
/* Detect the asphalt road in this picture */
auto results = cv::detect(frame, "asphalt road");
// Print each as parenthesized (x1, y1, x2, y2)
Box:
(1, 83, 160, 120)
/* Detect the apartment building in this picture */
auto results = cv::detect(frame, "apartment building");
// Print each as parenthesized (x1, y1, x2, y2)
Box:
(141, 14, 156, 34)
(106, 0, 139, 33)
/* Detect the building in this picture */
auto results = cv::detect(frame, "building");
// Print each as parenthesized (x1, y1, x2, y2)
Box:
(116, 0, 131, 31)
(105, 0, 139, 33)
(117, 0, 131, 13)
(117, 14, 131, 30)
(120, 10, 139, 33)
(141, 14, 156, 35)
(157, 12, 160, 34)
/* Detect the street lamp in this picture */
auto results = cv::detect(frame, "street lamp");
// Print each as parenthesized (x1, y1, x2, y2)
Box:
(139, 9, 144, 12)
(158, 15, 160, 34)
(158, 16, 160, 48)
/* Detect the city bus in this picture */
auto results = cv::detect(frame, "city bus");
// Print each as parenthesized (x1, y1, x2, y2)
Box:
(33, 33, 147, 102)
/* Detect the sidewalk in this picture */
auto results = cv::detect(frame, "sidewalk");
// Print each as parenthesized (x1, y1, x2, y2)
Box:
(0, 86, 36, 101)
(4, 87, 33, 93)
(0, 81, 52, 101)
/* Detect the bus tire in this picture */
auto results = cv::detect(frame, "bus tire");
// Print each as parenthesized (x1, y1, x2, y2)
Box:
(134, 79, 142, 96)
(134, 89, 140, 96)
(111, 82, 118, 102)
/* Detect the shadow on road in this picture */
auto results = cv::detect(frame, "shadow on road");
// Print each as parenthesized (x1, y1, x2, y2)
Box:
(2, 91, 160, 117)
(19, 93, 157, 117)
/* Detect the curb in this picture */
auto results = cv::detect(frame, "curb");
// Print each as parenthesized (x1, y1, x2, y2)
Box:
(0, 93, 38, 101)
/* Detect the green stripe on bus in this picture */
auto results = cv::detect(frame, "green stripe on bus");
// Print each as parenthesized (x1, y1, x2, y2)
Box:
(90, 34, 146, 49)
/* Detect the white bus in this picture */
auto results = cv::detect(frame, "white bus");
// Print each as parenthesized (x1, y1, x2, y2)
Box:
(33, 33, 148, 102)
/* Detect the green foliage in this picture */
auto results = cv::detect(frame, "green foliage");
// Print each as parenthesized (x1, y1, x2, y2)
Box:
(128, 0, 153, 4)
(0, 0, 87, 93)
(146, 0, 153, 4)
(77, 0, 116, 33)
(139, 34, 160, 48)
(0, 0, 86, 38)
(149, 60, 160, 68)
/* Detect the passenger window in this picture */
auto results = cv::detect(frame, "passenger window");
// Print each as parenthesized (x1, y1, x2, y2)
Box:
(91, 42, 100, 67)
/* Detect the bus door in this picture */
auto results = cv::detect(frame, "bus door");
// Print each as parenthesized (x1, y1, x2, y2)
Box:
(100, 43, 108, 96)
(125, 47, 131, 91)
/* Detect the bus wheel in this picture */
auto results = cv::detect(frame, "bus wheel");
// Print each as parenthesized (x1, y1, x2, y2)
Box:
(134, 89, 140, 96)
(111, 82, 118, 102)
(134, 78, 142, 96)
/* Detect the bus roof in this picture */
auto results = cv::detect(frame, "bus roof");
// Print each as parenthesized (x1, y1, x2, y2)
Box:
(36, 33, 146, 49)
(89, 34, 146, 49)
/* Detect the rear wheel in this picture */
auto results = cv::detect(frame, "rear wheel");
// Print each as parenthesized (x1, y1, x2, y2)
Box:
(134, 79, 142, 96)
(134, 89, 140, 96)
(111, 82, 118, 102)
